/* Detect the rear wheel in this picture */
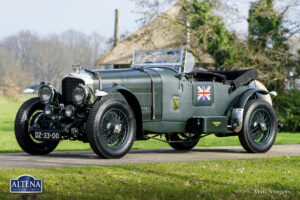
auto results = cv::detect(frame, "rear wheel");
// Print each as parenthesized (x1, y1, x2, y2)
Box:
(166, 133, 200, 150)
(87, 99, 136, 159)
(239, 99, 278, 153)
(15, 98, 59, 155)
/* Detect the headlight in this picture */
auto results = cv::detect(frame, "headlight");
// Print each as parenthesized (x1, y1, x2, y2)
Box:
(72, 84, 90, 106)
(38, 84, 54, 104)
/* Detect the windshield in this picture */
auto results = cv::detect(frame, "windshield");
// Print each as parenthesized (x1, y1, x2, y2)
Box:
(132, 49, 184, 72)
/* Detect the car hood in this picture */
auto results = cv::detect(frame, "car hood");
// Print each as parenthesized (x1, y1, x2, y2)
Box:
(96, 68, 162, 91)
(65, 68, 164, 93)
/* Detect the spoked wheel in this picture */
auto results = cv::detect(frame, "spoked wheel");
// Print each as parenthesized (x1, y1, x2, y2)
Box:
(249, 109, 272, 144)
(15, 97, 59, 155)
(100, 108, 129, 148)
(239, 99, 278, 153)
(166, 133, 200, 150)
(87, 99, 136, 159)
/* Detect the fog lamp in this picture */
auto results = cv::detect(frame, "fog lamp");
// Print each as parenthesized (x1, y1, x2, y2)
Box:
(65, 105, 75, 117)
(44, 104, 53, 115)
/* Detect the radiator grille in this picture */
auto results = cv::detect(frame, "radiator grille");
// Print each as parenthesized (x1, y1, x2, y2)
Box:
(62, 77, 84, 104)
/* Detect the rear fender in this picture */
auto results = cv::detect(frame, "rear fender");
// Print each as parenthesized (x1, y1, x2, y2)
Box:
(231, 88, 268, 133)
(235, 88, 268, 109)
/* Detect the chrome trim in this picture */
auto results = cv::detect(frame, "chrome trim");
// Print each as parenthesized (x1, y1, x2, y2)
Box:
(65, 71, 94, 85)
(72, 64, 82, 74)
(95, 90, 108, 97)
(232, 108, 244, 133)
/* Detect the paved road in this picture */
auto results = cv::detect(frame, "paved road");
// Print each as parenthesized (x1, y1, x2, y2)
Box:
(0, 144, 299, 169)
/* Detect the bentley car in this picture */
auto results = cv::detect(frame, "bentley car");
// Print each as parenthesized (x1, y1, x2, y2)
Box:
(15, 49, 279, 158)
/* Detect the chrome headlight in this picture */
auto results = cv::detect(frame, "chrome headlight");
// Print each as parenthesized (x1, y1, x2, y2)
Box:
(72, 84, 90, 106)
(38, 84, 54, 104)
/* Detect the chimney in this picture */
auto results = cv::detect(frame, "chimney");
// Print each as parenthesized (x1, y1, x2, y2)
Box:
(185, 15, 191, 49)
(114, 9, 120, 47)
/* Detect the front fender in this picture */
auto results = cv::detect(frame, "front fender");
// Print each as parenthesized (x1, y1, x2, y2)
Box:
(97, 86, 144, 140)
(101, 86, 132, 95)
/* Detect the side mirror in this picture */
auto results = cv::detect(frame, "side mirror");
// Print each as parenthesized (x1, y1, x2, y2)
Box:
(183, 52, 195, 73)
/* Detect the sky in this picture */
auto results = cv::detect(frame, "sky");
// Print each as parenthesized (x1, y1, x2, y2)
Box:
(0, 0, 141, 39)
(0, 0, 297, 40)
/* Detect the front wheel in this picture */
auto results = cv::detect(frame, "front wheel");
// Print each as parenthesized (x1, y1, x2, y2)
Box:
(166, 133, 200, 150)
(239, 99, 278, 153)
(87, 99, 136, 159)
(15, 97, 59, 155)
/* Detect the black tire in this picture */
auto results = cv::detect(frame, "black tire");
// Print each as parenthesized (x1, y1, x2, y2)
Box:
(166, 133, 200, 150)
(87, 99, 136, 159)
(239, 99, 278, 153)
(14, 97, 59, 155)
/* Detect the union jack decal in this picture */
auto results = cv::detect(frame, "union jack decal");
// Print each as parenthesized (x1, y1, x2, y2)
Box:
(197, 86, 211, 101)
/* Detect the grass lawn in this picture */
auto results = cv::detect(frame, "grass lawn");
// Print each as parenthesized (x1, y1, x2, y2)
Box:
(0, 156, 299, 200)
(1, 96, 300, 153)
(0, 97, 299, 200)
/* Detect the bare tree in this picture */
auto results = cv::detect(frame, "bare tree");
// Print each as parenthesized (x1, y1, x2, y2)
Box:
(0, 46, 28, 100)
(0, 30, 108, 94)
(130, 0, 177, 27)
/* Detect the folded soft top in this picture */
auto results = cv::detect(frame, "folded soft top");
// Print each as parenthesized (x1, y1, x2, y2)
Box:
(187, 69, 258, 89)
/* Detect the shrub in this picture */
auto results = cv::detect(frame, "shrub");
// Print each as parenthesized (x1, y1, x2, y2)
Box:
(0, 75, 20, 102)
(274, 90, 300, 132)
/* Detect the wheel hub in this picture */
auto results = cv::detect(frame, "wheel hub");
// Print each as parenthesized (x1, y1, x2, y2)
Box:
(105, 122, 122, 134)
(250, 109, 272, 144)
(253, 121, 258, 127)
(100, 108, 130, 148)
(114, 124, 122, 134)
(259, 122, 267, 131)
(106, 123, 113, 134)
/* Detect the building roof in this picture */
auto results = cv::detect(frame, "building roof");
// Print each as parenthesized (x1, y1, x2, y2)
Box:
(97, 4, 215, 66)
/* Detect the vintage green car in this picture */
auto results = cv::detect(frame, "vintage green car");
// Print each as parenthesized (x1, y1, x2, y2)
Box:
(15, 49, 278, 158)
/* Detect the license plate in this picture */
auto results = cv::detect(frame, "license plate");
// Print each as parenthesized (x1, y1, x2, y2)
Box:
(34, 132, 61, 140)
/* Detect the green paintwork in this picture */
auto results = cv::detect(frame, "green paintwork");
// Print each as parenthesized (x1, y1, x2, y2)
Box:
(23, 49, 273, 144)
(90, 67, 253, 134)
(201, 116, 228, 133)
(96, 69, 162, 121)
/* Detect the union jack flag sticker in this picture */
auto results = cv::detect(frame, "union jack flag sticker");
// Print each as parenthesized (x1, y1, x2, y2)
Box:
(197, 86, 211, 101)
